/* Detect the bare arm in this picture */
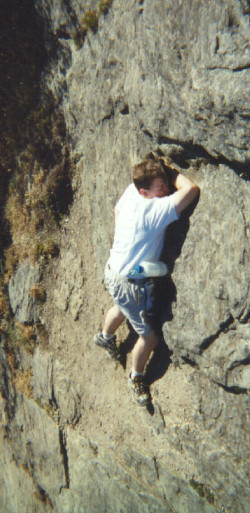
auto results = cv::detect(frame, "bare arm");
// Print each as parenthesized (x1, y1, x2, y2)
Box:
(169, 170, 199, 214)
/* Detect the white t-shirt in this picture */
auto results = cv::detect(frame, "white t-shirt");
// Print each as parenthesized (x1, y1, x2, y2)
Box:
(108, 184, 179, 277)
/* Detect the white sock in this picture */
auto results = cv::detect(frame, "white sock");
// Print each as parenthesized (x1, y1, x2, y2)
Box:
(131, 368, 143, 380)
(102, 330, 115, 341)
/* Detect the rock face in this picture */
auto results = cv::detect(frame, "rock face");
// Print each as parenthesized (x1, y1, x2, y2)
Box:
(8, 263, 40, 324)
(1, 1, 250, 513)
(163, 166, 250, 380)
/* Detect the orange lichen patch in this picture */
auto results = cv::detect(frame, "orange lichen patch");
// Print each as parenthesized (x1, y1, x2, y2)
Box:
(13, 368, 33, 397)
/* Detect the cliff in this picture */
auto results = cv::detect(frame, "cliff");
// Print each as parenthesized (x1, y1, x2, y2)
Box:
(0, 1, 250, 512)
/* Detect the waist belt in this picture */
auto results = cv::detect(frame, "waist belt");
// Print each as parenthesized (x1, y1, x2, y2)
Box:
(107, 264, 152, 285)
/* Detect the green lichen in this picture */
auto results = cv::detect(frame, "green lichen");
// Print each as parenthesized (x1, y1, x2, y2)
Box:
(73, 2, 113, 49)
(80, 10, 99, 32)
(98, 0, 113, 15)
(190, 478, 215, 504)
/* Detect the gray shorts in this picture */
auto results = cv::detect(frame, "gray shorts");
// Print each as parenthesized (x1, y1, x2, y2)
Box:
(104, 264, 156, 337)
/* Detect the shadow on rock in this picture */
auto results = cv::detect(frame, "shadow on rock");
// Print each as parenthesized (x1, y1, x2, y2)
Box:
(145, 402, 155, 415)
(118, 327, 137, 369)
(156, 196, 200, 325)
(144, 337, 172, 386)
(158, 135, 250, 182)
(163, 195, 199, 274)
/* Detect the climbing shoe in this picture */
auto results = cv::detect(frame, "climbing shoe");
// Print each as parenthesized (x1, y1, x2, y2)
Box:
(94, 333, 122, 362)
(128, 374, 151, 407)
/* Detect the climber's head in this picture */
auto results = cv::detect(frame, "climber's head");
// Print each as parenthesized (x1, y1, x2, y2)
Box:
(133, 157, 172, 198)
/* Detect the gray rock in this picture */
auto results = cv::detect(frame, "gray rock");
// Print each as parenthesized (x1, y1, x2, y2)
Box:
(1, 1, 250, 513)
(52, 358, 82, 425)
(0, 393, 66, 510)
(31, 347, 54, 404)
(58, 428, 217, 513)
(163, 165, 250, 386)
(8, 262, 40, 324)
(53, 249, 84, 320)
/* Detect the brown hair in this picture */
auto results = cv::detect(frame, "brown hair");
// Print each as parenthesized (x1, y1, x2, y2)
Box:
(133, 153, 172, 191)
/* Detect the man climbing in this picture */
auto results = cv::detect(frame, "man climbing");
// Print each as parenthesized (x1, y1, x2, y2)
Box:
(94, 156, 199, 406)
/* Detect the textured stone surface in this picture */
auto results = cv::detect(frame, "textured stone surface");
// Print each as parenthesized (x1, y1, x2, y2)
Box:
(54, 428, 217, 513)
(163, 165, 250, 382)
(53, 248, 84, 320)
(7, 394, 66, 494)
(8, 262, 40, 324)
(1, 1, 250, 513)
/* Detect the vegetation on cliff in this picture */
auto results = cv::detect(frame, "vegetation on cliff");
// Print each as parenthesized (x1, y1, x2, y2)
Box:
(0, 0, 73, 337)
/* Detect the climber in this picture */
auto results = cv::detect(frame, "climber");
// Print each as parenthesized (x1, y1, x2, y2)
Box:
(94, 156, 199, 406)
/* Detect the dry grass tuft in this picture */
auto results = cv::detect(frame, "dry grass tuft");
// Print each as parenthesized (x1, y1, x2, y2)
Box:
(98, 0, 113, 15)
(80, 11, 99, 32)
(13, 368, 33, 397)
(29, 284, 46, 302)
(6, 321, 37, 355)
(73, 2, 113, 49)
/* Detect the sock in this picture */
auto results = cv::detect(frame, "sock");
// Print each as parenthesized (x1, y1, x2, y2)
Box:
(102, 330, 115, 341)
(131, 368, 143, 380)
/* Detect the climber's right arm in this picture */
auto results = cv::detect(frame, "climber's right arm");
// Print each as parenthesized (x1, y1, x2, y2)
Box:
(170, 170, 199, 214)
